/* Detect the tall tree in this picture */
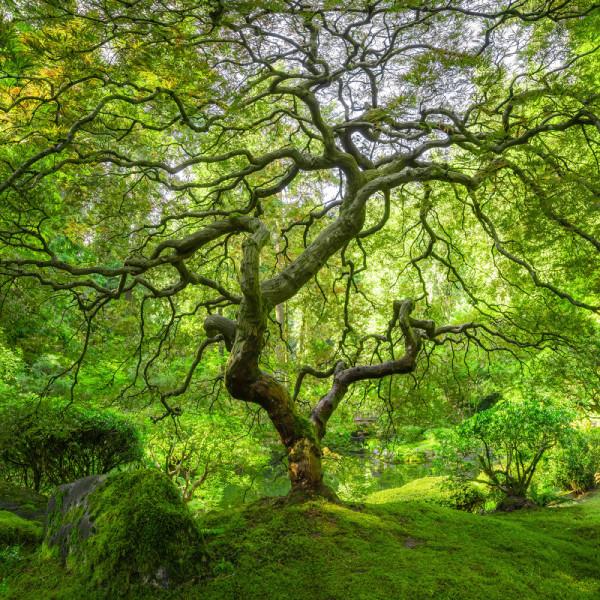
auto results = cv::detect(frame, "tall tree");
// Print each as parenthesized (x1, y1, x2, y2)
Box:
(1, 0, 600, 499)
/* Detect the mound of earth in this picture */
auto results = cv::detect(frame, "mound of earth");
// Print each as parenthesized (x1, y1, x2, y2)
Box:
(0, 481, 48, 522)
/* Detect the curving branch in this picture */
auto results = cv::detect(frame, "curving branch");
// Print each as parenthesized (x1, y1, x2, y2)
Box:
(310, 298, 421, 440)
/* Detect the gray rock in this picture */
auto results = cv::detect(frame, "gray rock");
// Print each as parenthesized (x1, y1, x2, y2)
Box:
(44, 474, 107, 562)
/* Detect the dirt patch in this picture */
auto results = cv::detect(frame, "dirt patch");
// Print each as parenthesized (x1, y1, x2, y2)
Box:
(402, 537, 424, 549)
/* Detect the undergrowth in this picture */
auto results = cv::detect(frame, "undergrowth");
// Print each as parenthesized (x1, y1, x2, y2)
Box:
(2, 491, 599, 599)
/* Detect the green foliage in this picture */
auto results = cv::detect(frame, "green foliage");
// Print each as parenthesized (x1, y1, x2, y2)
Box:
(0, 544, 22, 596)
(423, 427, 449, 442)
(211, 556, 235, 576)
(545, 426, 600, 494)
(397, 425, 425, 444)
(0, 398, 143, 491)
(147, 410, 271, 508)
(472, 392, 502, 414)
(0, 544, 21, 568)
(0, 336, 23, 397)
(527, 483, 568, 508)
(437, 399, 575, 508)
(366, 476, 486, 512)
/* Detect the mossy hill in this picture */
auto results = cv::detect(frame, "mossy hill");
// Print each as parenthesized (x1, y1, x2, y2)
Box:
(366, 475, 486, 511)
(0, 511, 42, 548)
(0, 483, 47, 523)
(2, 487, 600, 599)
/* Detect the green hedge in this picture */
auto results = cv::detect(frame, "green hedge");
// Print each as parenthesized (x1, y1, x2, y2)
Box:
(0, 398, 143, 491)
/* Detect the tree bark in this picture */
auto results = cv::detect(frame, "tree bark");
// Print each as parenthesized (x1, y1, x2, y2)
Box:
(210, 290, 425, 499)
(226, 367, 335, 501)
(204, 217, 336, 501)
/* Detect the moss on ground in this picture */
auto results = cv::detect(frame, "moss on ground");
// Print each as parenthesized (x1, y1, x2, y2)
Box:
(194, 494, 600, 600)
(0, 511, 42, 546)
(366, 476, 487, 511)
(2, 489, 600, 599)
(0, 482, 48, 522)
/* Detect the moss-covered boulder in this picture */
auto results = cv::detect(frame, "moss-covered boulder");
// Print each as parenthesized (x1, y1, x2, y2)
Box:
(0, 481, 48, 522)
(44, 469, 206, 590)
(366, 476, 487, 512)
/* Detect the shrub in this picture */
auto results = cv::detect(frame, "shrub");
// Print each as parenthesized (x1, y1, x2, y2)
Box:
(472, 392, 502, 414)
(527, 483, 568, 507)
(547, 426, 600, 494)
(437, 398, 574, 510)
(397, 425, 425, 444)
(0, 398, 143, 491)
(423, 427, 450, 442)
(148, 411, 266, 505)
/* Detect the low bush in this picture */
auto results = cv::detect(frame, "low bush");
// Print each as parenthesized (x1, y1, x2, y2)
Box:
(397, 425, 425, 444)
(436, 398, 574, 510)
(0, 398, 143, 491)
(423, 427, 449, 442)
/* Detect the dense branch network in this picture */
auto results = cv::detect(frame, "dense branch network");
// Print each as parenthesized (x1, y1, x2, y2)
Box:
(1, 0, 599, 494)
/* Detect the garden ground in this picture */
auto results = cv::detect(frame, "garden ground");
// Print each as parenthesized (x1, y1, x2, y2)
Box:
(2, 485, 599, 600)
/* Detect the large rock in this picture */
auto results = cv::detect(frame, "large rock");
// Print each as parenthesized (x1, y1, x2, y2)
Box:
(44, 474, 107, 561)
(44, 469, 206, 589)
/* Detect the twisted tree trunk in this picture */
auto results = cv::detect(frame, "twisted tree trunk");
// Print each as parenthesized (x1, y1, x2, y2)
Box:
(208, 282, 424, 500)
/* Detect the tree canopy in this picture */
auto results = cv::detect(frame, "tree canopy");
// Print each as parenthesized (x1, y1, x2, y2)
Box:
(1, 0, 600, 498)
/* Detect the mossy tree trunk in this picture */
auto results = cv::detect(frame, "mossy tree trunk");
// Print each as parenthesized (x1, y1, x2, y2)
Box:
(207, 218, 331, 498)
(199, 188, 445, 499)
(207, 228, 425, 498)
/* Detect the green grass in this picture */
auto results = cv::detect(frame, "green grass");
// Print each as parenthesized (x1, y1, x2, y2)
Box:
(2, 492, 600, 599)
